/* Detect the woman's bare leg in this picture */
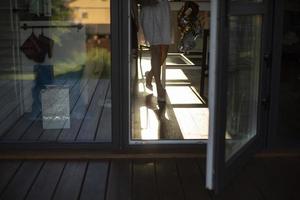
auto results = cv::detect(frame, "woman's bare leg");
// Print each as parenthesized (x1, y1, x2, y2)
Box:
(150, 45, 164, 93)
(160, 45, 169, 66)
(148, 45, 169, 87)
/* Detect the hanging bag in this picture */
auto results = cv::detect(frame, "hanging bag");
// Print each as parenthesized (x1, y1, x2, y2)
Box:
(20, 32, 43, 61)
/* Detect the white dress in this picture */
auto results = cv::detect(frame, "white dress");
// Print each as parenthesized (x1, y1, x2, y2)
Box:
(140, 0, 172, 45)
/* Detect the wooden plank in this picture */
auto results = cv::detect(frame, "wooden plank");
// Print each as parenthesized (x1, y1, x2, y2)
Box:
(290, 157, 300, 200)
(256, 157, 300, 200)
(0, 161, 22, 194)
(106, 160, 132, 200)
(57, 79, 99, 141)
(196, 158, 207, 176)
(241, 158, 272, 200)
(132, 160, 158, 200)
(96, 83, 112, 142)
(1, 83, 37, 140)
(25, 161, 65, 200)
(0, 81, 31, 125)
(177, 159, 211, 200)
(76, 79, 109, 141)
(38, 78, 89, 141)
(0, 82, 16, 106)
(2, 113, 36, 141)
(52, 161, 87, 200)
(0, 85, 28, 124)
(0, 161, 44, 200)
(2, 79, 67, 140)
(215, 160, 262, 200)
(0, 106, 22, 137)
(0, 80, 9, 89)
(155, 159, 185, 200)
(79, 161, 109, 200)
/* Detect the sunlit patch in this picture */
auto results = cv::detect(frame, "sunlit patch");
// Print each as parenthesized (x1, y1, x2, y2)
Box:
(138, 82, 145, 93)
(139, 106, 147, 129)
(225, 131, 232, 139)
(68, 0, 111, 25)
(165, 69, 188, 81)
(138, 57, 151, 79)
(190, 86, 203, 102)
(0, 73, 35, 80)
(166, 86, 202, 105)
(164, 111, 169, 120)
(140, 106, 159, 140)
(173, 108, 209, 139)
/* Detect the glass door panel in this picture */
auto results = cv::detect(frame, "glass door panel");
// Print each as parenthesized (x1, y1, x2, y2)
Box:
(130, 1, 211, 143)
(0, 0, 112, 144)
(226, 15, 262, 160)
(206, 0, 271, 192)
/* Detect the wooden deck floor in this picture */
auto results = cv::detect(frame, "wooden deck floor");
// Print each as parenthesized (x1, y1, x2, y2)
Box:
(0, 157, 299, 200)
(0, 77, 111, 143)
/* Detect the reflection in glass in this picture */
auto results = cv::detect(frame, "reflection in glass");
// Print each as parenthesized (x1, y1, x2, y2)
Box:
(225, 15, 262, 160)
(0, 0, 111, 143)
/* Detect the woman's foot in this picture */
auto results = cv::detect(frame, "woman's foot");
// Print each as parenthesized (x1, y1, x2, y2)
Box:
(157, 88, 166, 102)
(145, 71, 153, 91)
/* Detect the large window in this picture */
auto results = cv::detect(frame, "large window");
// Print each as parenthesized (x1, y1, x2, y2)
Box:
(0, 0, 112, 143)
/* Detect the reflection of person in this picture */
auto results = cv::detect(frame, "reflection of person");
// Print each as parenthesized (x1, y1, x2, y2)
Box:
(139, 0, 172, 102)
(145, 93, 168, 138)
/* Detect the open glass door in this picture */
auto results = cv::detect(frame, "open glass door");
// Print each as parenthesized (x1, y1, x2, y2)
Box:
(206, 0, 272, 192)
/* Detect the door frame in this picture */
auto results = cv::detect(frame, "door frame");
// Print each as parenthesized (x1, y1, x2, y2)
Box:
(206, 0, 274, 192)
(121, 0, 209, 152)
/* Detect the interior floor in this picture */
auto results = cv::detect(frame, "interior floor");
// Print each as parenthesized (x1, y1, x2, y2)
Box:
(131, 52, 209, 140)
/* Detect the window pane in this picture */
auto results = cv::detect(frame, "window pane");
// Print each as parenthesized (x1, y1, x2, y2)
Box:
(0, 0, 111, 143)
(225, 15, 262, 160)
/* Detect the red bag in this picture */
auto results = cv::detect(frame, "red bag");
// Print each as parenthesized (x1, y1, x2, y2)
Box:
(20, 32, 46, 63)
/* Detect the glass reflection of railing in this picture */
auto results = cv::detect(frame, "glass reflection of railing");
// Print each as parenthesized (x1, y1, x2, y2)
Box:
(20, 23, 84, 31)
